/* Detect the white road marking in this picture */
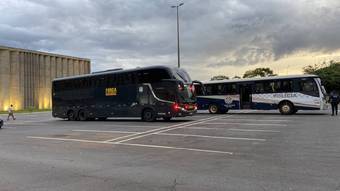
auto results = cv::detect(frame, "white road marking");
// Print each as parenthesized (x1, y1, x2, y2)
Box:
(157, 133, 266, 141)
(72, 130, 139, 134)
(184, 127, 280, 133)
(27, 136, 105, 144)
(116, 143, 233, 155)
(204, 122, 287, 127)
(185, 127, 221, 130)
(228, 128, 280, 133)
(114, 115, 228, 144)
(26, 136, 233, 155)
(217, 118, 291, 122)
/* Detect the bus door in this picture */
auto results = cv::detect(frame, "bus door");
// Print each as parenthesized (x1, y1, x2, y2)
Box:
(136, 84, 153, 115)
(239, 84, 252, 109)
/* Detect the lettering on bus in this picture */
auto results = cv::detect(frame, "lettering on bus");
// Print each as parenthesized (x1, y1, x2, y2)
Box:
(273, 93, 298, 98)
(105, 87, 117, 96)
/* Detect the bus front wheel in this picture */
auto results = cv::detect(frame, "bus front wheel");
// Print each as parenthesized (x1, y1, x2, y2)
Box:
(279, 101, 294, 115)
(208, 104, 219, 114)
(78, 110, 87, 121)
(142, 109, 156, 122)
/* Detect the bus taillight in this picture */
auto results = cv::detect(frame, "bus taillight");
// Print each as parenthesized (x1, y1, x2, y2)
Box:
(172, 103, 180, 111)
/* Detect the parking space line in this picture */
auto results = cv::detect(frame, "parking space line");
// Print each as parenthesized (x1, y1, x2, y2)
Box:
(204, 122, 287, 127)
(227, 129, 280, 133)
(183, 127, 280, 133)
(217, 118, 291, 122)
(157, 133, 266, 141)
(27, 136, 105, 144)
(114, 115, 229, 144)
(72, 130, 140, 134)
(27, 136, 233, 155)
(116, 143, 233, 155)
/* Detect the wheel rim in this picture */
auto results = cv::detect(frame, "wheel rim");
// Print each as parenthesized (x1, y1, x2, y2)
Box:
(144, 111, 153, 121)
(68, 112, 74, 120)
(282, 104, 291, 113)
(210, 105, 218, 113)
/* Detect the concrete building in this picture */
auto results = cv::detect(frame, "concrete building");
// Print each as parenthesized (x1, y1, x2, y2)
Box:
(0, 45, 91, 111)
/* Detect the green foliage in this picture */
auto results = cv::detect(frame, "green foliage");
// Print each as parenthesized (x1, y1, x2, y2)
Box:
(303, 61, 340, 92)
(243, 68, 277, 78)
(211, 75, 229, 81)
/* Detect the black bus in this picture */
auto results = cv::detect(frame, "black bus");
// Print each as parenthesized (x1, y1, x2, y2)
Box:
(52, 66, 197, 121)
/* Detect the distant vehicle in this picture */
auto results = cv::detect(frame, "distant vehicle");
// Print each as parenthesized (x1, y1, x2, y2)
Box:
(0, 119, 3, 128)
(194, 75, 327, 115)
(52, 66, 197, 121)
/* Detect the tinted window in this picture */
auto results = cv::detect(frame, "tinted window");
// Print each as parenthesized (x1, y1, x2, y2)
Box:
(138, 69, 172, 83)
(255, 80, 293, 93)
(297, 78, 319, 97)
(225, 83, 237, 94)
(194, 84, 204, 96)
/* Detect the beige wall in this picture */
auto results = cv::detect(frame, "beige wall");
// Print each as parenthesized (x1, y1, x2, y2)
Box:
(0, 46, 90, 111)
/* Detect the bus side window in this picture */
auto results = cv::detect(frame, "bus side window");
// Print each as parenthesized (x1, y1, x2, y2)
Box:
(280, 80, 293, 92)
(205, 84, 215, 95)
(194, 84, 203, 96)
(255, 82, 265, 93)
(226, 83, 237, 94)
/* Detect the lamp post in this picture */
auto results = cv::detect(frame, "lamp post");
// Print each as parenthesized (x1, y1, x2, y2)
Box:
(171, 3, 184, 68)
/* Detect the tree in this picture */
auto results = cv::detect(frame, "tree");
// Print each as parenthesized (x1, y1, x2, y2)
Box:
(243, 68, 277, 78)
(233, 76, 241, 79)
(210, 75, 229, 81)
(303, 61, 340, 92)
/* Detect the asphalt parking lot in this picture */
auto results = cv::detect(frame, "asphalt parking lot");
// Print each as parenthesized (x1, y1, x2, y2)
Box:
(0, 111, 339, 191)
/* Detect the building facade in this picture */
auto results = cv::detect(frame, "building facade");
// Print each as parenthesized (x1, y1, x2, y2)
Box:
(0, 45, 91, 111)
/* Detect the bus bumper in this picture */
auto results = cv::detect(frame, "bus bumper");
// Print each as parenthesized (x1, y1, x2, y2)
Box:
(157, 108, 197, 118)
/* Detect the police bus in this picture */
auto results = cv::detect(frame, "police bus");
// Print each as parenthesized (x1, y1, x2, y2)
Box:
(195, 75, 327, 115)
(52, 66, 197, 121)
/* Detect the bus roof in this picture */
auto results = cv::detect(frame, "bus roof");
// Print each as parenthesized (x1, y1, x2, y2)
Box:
(53, 65, 174, 82)
(203, 74, 319, 84)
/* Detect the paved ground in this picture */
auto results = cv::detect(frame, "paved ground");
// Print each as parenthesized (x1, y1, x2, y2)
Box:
(0, 110, 339, 191)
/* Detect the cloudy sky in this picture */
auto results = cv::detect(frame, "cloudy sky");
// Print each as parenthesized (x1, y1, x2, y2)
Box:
(1, 0, 340, 80)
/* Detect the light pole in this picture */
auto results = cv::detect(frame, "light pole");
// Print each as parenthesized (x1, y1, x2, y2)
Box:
(171, 3, 184, 68)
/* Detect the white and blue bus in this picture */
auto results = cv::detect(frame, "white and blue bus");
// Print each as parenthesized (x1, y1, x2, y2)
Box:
(195, 75, 327, 115)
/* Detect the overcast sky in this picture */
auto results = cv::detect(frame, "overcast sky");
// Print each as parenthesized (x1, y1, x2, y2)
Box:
(1, 0, 340, 80)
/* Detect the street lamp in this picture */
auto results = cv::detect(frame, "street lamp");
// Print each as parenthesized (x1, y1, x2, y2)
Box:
(171, 2, 184, 68)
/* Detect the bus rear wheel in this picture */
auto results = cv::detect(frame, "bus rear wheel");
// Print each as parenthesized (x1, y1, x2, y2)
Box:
(142, 109, 156, 122)
(279, 101, 294, 115)
(67, 110, 76, 121)
(208, 104, 219, 114)
(78, 110, 87, 121)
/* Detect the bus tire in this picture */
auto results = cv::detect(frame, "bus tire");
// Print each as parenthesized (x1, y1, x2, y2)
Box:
(163, 117, 172, 121)
(279, 101, 294, 115)
(208, 104, 219, 114)
(67, 110, 76, 121)
(142, 109, 156, 122)
(78, 110, 87, 121)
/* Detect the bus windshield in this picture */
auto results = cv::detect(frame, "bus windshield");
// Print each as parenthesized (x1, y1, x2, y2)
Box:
(152, 80, 195, 103)
(178, 84, 195, 103)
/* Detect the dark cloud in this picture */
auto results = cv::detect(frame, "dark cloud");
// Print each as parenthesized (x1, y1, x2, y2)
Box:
(1, 0, 340, 79)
